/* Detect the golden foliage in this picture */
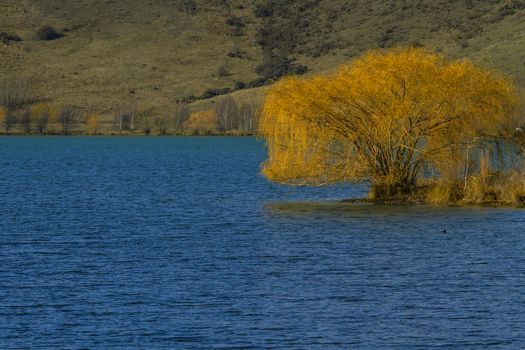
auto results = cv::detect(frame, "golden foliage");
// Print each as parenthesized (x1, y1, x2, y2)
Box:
(0, 106, 5, 125)
(259, 47, 524, 199)
(86, 115, 100, 134)
(48, 106, 59, 125)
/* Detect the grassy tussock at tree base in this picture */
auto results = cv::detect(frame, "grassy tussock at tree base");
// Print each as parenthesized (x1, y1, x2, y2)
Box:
(360, 172, 525, 207)
(342, 172, 525, 208)
(259, 47, 525, 207)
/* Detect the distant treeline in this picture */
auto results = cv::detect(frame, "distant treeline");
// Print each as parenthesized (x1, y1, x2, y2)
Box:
(0, 76, 259, 136)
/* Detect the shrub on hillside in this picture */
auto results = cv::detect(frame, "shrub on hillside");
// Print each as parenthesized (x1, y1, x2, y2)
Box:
(217, 65, 230, 77)
(254, 3, 274, 17)
(227, 48, 245, 58)
(499, 0, 525, 18)
(176, 0, 198, 14)
(233, 81, 245, 90)
(200, 87, 231, 99)
(245, 78, 267, 88)
(36, 26, 63, 41)
(255, 55, 308, 81)
(0, 32, 22, 45)
(226, 16, 244, 28)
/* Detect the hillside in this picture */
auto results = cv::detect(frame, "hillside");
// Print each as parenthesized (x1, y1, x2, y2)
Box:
(1, 0, 525, 119)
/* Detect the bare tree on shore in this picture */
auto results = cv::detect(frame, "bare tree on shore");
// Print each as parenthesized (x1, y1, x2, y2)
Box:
(114, 108, 124, 134)
(137, 107, 154, 135)
(4, 109, 16, 134)
(154, 115, 170, 135)
(32, 104, 50, 134)
(129, 102, 136, 133)
(173, 103, 190, 133)
(216, 96, 239, 132)
(239, 104, 259, 132)
(58, 107, 75, 135)
(20, 108, 31, 134)
(113, 104, 138, 134)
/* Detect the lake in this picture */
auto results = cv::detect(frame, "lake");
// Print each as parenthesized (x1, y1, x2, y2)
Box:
(1, 136, 524, 349)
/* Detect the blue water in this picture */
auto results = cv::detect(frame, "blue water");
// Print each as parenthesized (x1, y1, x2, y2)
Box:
(1, 137, 525, 349)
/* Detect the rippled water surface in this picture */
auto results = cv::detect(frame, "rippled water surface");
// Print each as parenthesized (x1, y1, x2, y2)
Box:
(1, 137, 525, 349)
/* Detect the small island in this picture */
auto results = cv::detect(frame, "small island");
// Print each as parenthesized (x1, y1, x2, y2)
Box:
(259, 48, 525, 207)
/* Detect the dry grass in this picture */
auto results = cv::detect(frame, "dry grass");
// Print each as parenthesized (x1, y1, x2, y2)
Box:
(462, 171, 525, 206)
(0, 0, 524, 122)
(425, 180, 463, 205)
(186, 110, 217, 133)
(423, 170, 525, 207)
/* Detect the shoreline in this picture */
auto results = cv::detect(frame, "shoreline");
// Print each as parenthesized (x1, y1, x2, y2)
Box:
(0, 132, 257, 137)
(340, 197, 525, 208)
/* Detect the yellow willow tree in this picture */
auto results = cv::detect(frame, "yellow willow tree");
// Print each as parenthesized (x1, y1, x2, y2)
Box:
(259, 48, 524, 199)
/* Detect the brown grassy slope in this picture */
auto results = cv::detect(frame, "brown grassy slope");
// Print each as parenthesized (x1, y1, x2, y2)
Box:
(1, 0, 264, 115)
(1, 0, 525, 117)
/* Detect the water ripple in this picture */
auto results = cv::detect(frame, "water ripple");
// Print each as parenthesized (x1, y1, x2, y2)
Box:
(0, 137, 524, 349)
